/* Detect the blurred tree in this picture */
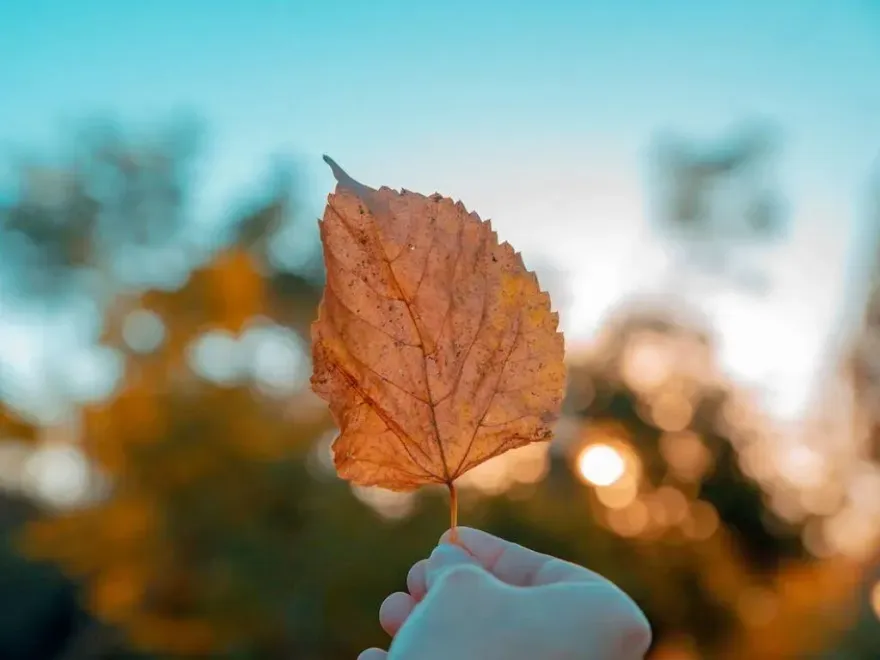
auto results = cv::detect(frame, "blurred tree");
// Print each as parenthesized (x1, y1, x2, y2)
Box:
(1, 120, 332, 658)
(447, 300, 856, 658)
(653, 123, 784, 239)
(2, 118, 874, 660)
(0, 492, 77, 660)
(817, 170, 880, 659)
(562, 304, 801, 651)
(0, 118, 200, 307)
(851, 210, 880, 462)
(19, 234, 332, 658)
(818, 552, 880, 660)
(0, 490, 150, 660)
(650, 122, 785, 295)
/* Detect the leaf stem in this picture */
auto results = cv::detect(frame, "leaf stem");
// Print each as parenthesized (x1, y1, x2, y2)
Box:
(448, 482, 459, 544)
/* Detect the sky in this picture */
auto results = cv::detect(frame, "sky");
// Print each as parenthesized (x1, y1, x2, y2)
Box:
(1, 0, 879, 422)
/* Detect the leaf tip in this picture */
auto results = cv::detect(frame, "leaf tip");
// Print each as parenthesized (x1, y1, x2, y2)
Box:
(323, 155, 375, 200)
(322, 154, 345, 180)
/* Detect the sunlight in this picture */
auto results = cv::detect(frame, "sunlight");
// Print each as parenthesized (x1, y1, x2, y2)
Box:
(711, 293, 823, 421)
(577, 444, 626, 487)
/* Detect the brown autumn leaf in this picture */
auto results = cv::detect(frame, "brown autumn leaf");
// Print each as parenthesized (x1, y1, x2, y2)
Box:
(310, 156, 565, 502)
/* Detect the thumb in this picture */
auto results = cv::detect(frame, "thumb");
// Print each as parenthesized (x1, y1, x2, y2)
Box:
(425, 543, 482, 592)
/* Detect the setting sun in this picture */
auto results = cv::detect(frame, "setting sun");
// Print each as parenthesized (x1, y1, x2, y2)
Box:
(577, 444, 626, 487)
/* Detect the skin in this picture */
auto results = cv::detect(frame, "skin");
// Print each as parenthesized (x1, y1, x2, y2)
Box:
(358, 527, 652, 660)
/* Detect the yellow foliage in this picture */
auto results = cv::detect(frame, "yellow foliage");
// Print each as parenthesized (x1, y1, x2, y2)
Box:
(21, 383, 325, 655)
(204, 248, 267, 332)
(138, 247, 268, 348)
(0, 404, 38, 443)
(83, 391, 167, 474)
(88, 562, 148, 624)
(14, 241, 329, 657)
(127, 614, 217, 657)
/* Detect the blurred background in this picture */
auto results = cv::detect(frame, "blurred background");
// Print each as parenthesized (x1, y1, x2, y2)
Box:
(1, 1, 879, 658)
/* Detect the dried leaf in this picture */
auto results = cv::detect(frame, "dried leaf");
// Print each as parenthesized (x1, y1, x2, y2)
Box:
(311, 156, 565, 497)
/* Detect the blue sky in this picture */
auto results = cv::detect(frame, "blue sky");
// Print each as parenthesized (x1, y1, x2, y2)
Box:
(1, 0, 879, 420)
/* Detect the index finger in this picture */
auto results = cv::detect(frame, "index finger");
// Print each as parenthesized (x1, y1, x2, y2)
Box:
(439, 527, 605, 588)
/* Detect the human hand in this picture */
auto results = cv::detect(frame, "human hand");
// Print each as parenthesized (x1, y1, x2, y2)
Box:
(358, 527, 652, 660)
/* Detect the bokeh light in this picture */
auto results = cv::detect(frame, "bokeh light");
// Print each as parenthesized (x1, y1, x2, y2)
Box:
(350, 486, 417, 521)
(576, 443, 626, 486)
(458, 442, 551, 495)
(22, 444, 92, 508)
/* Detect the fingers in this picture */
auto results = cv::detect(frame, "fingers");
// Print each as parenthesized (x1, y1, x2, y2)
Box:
(406, 542, 479, 600)
(406, 559, 428, 601)
(381, 546, 475, 639)
(357, 648, 387, 660)
(439, 527, 603, 587)
(379, 548, 488, 660)
(424, 543, 482, 592)
(379, 591, 416, 636)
